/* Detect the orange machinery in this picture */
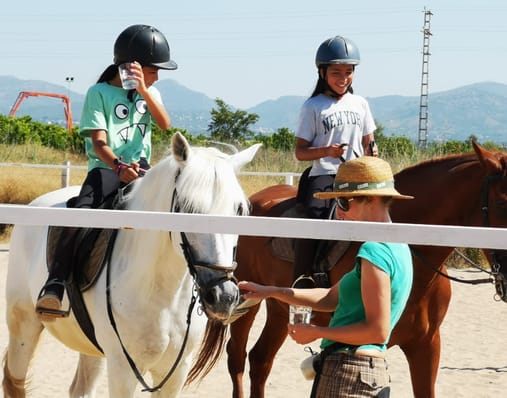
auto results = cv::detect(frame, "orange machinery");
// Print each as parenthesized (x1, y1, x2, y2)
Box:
(8, 91, 73, 133)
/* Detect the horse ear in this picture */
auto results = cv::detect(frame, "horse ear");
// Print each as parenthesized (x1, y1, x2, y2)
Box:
(172, 131, 190, 163)
(229, 143, 262, 172)
(472, 140, 503, 175)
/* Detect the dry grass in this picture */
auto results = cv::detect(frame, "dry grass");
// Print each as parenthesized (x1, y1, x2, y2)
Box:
(0, 144, 486, 269)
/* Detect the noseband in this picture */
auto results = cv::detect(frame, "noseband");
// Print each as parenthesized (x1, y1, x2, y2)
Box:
(179, 230, 238, 298)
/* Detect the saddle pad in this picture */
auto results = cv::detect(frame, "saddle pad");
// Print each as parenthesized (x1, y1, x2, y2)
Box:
(269, 206, 351, 272)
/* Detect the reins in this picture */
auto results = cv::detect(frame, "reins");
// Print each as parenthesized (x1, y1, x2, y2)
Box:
(104, 168, 240, 392)
(411, 247, 493, 285)
(105, 228, 198, 393)
(413, 172, 507, 296)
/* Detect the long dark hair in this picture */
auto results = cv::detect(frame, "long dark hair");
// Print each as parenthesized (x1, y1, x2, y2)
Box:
(97, 64, 118, 83)
(310, 65, 354, 98)
(97, 64, 135, 101)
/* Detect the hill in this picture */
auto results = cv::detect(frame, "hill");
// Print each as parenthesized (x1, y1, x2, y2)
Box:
(1, 75, 507, 144)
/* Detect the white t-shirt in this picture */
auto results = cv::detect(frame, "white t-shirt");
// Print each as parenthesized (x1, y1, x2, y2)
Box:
(296, 93, 376, 176)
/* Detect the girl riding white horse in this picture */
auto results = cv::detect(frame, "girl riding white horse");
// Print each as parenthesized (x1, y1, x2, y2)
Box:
(3, 132, 260, 397)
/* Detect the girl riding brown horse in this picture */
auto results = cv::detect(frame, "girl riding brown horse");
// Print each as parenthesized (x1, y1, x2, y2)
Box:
(226, 141, 507, 398)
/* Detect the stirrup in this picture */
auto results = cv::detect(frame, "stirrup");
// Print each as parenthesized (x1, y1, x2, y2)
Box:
(35, 280, 70, 321)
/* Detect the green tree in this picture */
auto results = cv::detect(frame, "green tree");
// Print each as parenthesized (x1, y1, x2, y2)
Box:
(207, 98, 259, 143)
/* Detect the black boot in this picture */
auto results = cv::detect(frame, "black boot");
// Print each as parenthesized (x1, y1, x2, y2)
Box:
(35, 228, 79, 321)
(292, 238, 318, 289)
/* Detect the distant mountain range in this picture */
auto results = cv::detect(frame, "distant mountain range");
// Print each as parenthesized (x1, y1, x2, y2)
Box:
(1, 75, 507, 144)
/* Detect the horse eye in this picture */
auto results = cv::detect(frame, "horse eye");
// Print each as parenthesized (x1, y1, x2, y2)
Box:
(237, 203, 244, 216)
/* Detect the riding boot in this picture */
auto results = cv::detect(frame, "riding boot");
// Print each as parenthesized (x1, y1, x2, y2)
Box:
(292, 238, 318, 289)
(35, 227, 79, 321)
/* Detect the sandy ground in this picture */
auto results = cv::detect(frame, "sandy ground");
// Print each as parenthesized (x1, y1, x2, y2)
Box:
(0, 245, 506, 397)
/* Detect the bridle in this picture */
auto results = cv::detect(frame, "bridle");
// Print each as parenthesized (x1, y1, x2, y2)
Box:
(105, 170, 240, 392)
(179, 231, 238, 304)
(480, 173, 507, 302)
(414, 172, 507, 302)
(169, 168, 239, 305)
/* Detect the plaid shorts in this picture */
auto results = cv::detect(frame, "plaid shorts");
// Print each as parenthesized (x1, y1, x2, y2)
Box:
(314, 351, 390, 397)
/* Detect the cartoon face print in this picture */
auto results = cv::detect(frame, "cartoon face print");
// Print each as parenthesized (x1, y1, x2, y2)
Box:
(114, 99, 149, 143)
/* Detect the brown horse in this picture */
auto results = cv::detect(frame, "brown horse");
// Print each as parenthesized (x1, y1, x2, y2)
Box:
(226, 141, 507, 398)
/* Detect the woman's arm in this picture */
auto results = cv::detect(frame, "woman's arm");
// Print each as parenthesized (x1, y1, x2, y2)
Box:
(288, 260, 391, 346)
(238, 280, 339, 312)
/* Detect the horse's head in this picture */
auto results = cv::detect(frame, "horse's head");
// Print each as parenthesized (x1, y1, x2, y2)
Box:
(169, 132, 261, 323)
(473, 141, 507, 302)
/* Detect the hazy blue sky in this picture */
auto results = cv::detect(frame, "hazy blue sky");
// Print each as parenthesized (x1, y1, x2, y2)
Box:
(1, 0, 507, 108)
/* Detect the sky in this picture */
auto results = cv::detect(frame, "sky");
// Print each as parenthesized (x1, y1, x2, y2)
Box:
(1, 0, 507, 109)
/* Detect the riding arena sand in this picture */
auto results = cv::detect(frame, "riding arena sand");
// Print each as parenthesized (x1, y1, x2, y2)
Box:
(0, 245, 505, 397)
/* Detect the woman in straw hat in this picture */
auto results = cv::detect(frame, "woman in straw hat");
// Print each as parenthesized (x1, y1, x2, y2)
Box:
(239, 156, 413, 398)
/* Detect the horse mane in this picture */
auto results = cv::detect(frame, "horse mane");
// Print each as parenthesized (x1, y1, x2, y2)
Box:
(174, 146, 249, 216)
(125, 146, 249, 216)
(120, 143, 249, 384)
(395, 151, 479, 180)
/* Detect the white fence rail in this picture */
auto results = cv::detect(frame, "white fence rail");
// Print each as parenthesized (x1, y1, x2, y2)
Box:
(0, 162, 300, 187)
(0, 162, 505, 250)
(0, 204, 506, 250)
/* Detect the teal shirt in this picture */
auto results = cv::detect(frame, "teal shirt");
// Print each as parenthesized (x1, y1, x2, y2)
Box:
(79, 82, 162, 171)
(321, 241, 413, 352)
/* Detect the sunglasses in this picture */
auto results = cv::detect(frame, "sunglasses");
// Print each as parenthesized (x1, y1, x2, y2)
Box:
(335, 197, 354, 212)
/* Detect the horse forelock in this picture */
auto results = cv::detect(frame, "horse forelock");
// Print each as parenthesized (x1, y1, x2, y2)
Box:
(175, 147, 248, 216)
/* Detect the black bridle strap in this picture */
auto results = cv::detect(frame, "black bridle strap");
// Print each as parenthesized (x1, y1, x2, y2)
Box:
(411, 247, 492, 285)
(105, 228, 198, 393)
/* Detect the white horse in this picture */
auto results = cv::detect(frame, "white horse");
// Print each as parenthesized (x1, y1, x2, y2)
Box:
(2, 132, 261, 397)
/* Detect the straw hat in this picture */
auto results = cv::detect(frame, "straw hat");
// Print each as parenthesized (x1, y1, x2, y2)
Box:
(314, 157, 414, 200)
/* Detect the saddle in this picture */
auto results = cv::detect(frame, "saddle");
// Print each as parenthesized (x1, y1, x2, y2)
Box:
(268, 205, 350, 288)
(267, 169, 350, 288)
(44, 193, 124, 353)
(46, 226, 115, 292)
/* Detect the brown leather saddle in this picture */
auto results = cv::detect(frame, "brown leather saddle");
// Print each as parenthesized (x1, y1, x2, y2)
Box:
(44, 194, 122, 353)
(46, 226, 115, 292)
(267, 197, 350, 288)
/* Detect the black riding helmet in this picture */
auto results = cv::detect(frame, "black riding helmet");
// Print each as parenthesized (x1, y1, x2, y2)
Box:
(314, 36, 360, 98)
(114, 24, 178, 70)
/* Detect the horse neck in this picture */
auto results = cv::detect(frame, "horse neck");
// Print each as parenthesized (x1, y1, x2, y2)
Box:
(393, 157, 482, 226)
(112, 166, 190, 294)
(113, 229, 190, 299)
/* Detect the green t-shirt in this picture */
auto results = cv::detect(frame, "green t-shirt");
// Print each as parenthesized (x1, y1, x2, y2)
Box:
(79, 82, 163, 171)
(320, 241, 413, 352)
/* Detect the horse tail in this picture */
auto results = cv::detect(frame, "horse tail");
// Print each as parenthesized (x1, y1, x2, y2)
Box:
(2, 354, 26, 398)
(185, 320, 227, 385)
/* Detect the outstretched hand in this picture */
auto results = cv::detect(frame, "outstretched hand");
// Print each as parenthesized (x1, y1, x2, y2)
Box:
(238, 280, 274, 301)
